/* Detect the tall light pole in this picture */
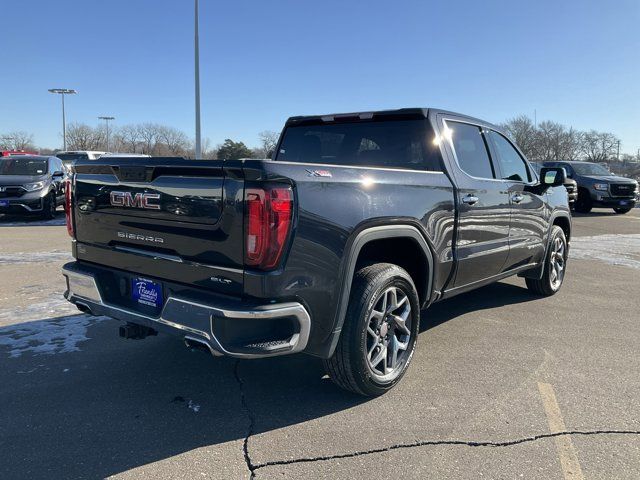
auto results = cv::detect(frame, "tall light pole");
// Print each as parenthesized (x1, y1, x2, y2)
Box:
(48, 88, 77, 151)
(99, 116, 115, 152)
(194, 0, 202, 159)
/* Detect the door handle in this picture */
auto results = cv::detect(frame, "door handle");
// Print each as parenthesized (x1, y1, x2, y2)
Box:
(461, 194, 479, 205)
(511, 193, 524, 204)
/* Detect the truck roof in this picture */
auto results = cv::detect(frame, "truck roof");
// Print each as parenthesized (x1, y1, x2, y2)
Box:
(285, 108, 499, 130)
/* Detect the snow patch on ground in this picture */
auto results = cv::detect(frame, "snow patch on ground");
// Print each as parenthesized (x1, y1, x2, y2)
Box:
(571, 234, 640, 269)
(0, 251, 72, 265)
(0, 299, 105, 358)
(0, 314, 104, 358)
(0, 298, 79, 322)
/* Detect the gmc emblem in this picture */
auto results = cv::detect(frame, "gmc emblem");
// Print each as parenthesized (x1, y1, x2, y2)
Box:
(110, 191, 161, 210)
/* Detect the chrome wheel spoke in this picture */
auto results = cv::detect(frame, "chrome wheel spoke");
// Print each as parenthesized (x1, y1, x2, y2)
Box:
(386, 288, 398, 313)
(392, 314, 411, 335)
(395, 294, 408, 310)
(365, 286, 413, 378)
(389, 337, 400, 370)
(380, 291, 388, 315)
(549, 236, 566, 288)
(550, 263, 557, 282)
(369, 344, 387, 369)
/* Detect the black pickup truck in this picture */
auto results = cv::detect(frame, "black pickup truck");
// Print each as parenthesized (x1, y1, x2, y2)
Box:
(62, 108, 571, 396)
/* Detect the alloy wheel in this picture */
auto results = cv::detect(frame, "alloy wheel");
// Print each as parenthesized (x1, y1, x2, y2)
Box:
(365, 286, 413, 380)
(549, 236, 566, 290)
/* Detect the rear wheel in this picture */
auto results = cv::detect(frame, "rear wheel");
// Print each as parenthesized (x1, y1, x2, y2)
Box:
(613, 207, 632, 214)
(574, 190, 592, 213)
(41, 193, 57, 220)
(526, 226, 567, 296)
(324, 263, 420, 396)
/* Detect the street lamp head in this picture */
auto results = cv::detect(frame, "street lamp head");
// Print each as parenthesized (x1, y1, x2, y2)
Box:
(48, 88, 77, 95)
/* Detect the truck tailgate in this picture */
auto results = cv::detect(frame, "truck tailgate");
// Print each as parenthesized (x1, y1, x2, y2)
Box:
(72, 159, 245, 296)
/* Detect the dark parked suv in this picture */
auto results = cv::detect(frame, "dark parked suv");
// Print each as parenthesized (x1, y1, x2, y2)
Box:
(62, 108, 571, 395)
(543, 161, 638, 214)
(0, 155, 66, 219)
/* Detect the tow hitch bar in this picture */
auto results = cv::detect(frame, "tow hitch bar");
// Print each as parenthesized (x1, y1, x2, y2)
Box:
(119, 323, 158, 340)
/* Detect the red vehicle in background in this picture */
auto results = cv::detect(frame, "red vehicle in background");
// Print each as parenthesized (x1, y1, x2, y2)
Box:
(1, 150, 39, 157)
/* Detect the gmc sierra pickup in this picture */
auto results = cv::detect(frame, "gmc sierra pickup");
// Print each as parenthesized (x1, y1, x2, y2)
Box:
(62, 108, 571, 396)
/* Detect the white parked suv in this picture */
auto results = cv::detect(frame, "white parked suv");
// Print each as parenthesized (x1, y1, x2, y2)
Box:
(56, 151, 109, 170)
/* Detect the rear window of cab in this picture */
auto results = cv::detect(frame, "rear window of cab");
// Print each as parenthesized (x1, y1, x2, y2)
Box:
(276, 119, 443, 171)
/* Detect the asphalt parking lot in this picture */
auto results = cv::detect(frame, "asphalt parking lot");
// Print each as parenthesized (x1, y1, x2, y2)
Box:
(1, 209, 639, 479)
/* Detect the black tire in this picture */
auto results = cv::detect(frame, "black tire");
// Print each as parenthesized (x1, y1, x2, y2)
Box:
(574, 190, 592, 213)
(613, 207, 632, 214)
(324, 263, 420, 397)
(41, 193, 57, 220)
(526, 226, 567, 296)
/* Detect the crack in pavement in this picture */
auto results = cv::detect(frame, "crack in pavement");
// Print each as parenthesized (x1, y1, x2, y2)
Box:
(234, 360, 258, 479)
(251, 430, 640, 472)
(232, 364, 639, 476)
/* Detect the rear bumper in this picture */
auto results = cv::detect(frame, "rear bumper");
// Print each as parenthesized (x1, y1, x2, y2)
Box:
(62, 262, 311, 358)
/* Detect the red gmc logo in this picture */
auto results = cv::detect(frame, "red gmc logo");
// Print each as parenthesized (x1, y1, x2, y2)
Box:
(110, 191, 161, 210)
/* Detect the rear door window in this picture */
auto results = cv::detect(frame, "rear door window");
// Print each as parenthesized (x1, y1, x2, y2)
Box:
(276, 119, 442, 171)
(446, 121, 495, 179)
(487, 131, 531, 182)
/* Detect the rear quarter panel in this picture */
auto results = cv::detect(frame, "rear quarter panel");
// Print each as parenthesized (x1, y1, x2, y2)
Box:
(242, 160, 455, 355)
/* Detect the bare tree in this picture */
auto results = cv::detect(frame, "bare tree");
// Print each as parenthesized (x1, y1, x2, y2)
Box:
(114, 125, 141, 153)
(65, 123, 104, 150)
(500, 117, 598, 163)
(157, 126, 191, 155)
(581, 130, 619, 163)
(559, 127, 583, 161)
(192, 137, 215, 159)
(500, 115, 537, 160)
(533, 121, 582, 162)
(257, 130, 280, 158)
(0, 131, 36, 151)
(138, 123, 160, 154)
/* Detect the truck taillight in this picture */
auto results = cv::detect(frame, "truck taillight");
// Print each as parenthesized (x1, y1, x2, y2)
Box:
(245, 185, 293, 270)
(64, 177, 75, 238)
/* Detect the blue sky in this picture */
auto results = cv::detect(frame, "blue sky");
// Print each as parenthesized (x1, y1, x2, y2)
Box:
(1, 0, 639, 153)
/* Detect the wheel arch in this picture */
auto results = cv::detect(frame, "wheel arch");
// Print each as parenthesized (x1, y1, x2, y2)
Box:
(521, 210, 571, 280)
(319, 223, 435, 358)
(552, 214, 571, 243)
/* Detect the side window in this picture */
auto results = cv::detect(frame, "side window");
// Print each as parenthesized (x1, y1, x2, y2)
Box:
(488, 131, 531, 182)
(447, 121, 495, 179)
(560, 164, 574, 178)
